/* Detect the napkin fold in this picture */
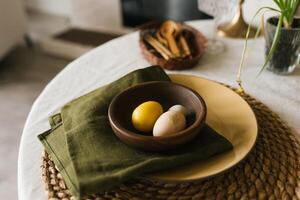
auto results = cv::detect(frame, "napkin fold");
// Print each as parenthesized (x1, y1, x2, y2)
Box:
(38, 66, 233, 199)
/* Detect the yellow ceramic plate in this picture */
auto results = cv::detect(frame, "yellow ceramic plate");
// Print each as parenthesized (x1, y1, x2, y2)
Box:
(148, 74, 258, 181)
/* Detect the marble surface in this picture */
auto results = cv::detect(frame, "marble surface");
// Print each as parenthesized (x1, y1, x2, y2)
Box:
(18, 20, 300, 200)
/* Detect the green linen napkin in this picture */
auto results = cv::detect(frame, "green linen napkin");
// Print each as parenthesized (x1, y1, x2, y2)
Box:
(38, 66, 233, 199)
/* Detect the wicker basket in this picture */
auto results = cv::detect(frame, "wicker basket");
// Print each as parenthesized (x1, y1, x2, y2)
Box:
(139, 22, 206, 70)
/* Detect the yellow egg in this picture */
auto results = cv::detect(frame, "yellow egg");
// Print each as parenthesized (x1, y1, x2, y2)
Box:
(132, 101, 163, 132)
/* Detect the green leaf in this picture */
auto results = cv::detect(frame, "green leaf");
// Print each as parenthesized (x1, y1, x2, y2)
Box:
(274, 0, 284, 10)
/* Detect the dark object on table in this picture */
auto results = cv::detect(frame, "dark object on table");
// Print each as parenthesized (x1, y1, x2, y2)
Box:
(108, 81, 207, 151)
(139, 21, 206, 70)
(121, 0, 212, 27)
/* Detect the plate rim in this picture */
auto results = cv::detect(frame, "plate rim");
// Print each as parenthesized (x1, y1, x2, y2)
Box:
(146, 73, 258, 182)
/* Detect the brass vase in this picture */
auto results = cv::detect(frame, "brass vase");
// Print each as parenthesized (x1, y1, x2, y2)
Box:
(218, 0, 258, 38)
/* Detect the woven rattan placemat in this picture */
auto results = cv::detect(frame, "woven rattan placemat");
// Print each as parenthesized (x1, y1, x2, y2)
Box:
(41, 90, 300, 200)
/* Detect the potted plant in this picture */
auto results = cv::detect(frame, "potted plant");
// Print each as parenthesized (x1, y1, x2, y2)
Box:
(237, 0, 300, 91)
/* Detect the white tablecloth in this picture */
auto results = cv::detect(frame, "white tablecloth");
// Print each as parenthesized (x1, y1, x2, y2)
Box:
(18, 20, 300, 200)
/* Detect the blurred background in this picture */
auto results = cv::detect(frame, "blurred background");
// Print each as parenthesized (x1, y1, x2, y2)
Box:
(0, 0, 298, 199)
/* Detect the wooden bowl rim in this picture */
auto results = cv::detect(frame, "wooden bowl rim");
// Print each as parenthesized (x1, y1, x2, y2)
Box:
(108, 81, 207, 141)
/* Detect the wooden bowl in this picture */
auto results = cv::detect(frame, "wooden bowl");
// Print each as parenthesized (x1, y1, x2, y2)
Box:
(108, 81, 207, 151)
(139, 21, 206, 70)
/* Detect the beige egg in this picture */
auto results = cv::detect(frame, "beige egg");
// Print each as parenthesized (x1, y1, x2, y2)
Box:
(169, 105, 187, 115)
(153, 110, 186, 137)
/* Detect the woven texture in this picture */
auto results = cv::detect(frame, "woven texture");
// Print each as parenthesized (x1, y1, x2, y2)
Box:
(41, 90, 300, 200)
(139, 22, 206, 70)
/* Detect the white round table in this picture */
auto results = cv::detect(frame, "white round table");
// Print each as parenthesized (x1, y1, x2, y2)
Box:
(18, 20, 300, 200)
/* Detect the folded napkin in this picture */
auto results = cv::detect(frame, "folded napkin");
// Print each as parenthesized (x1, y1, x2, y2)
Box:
(38, 66, 233, 199)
